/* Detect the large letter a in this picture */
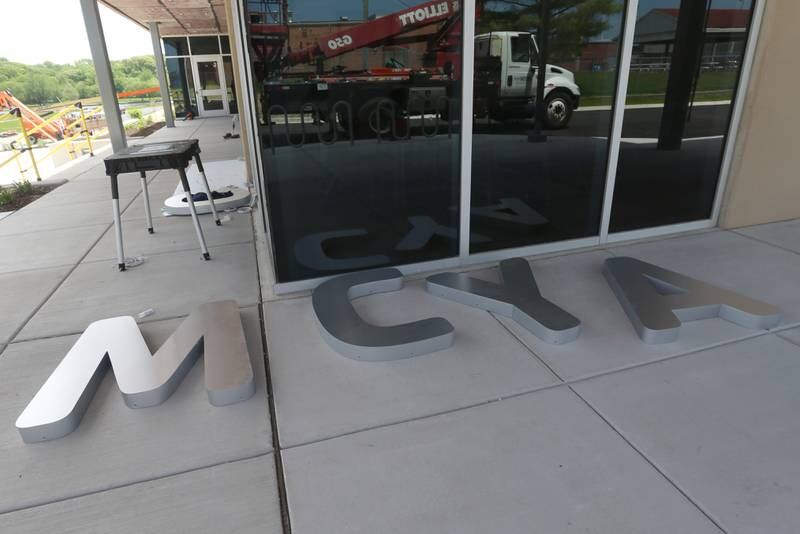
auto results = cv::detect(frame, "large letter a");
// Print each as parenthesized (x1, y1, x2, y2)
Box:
(604, 257, 782, 344)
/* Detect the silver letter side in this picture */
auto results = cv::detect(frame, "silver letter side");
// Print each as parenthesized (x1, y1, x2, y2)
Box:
(16, 300, 255, 444)
(312, 268, 455, 361)
(604, 257, 783, 344)
(426, 258, 580, 345)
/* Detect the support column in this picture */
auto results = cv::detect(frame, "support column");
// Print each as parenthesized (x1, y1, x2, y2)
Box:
(657, 0, 709, 150)
(79, 0, 126, 152)
(149, 22, 175, 128)
(529, 0, 550, 143)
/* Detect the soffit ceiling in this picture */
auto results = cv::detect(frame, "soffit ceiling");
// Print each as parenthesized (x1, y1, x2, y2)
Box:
(100, 0, 227, 36)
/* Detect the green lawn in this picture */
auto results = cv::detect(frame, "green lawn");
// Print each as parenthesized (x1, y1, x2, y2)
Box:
(0, 115, 20, 135)
(575, 69, 739, 107)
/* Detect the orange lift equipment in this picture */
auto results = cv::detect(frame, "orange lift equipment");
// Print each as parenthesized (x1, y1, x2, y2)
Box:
(0, 90, 65, 142)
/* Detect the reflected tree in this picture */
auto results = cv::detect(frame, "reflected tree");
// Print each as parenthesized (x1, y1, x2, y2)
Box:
(479, 0, 623, 61)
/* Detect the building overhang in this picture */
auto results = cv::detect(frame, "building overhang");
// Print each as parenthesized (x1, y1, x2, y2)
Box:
(100, 0, 226, 36)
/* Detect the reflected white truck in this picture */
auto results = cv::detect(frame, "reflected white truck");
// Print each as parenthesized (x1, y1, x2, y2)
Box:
(474, 31, 581, 128)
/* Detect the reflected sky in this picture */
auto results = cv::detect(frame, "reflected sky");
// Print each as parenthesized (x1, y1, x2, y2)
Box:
(285, 0, 751, 24)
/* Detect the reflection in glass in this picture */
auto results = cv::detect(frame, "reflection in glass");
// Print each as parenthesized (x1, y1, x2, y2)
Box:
(610, 0, 754, 232)
(197, 61, 222, 90)
(166, 57, 196, 117)
(163, 37, 189, 57)
(189, 36, 221, 55)
(470, 0, 625, 253)
(247, 0, 463, 282)
(223, 56, 238, 113)
(202, 95, 225, 111)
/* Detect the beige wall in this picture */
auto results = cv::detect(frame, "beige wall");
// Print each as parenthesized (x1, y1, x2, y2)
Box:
(224, 0, 252, 182)
(720, 1, 800, 228)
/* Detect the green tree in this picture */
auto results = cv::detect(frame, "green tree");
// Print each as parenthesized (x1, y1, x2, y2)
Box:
(22, 73, 59, 104)
(479, 0, 623, 61)
(0, 56, 158, 104)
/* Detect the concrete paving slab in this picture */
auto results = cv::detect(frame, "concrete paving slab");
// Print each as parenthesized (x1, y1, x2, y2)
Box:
(120, 170, 183, 222)
(266, 279, 561, 447)
(0, 224, 108, 274)
(0, 456, 282, 534)
(283, 387, 721, 534)
(45, 153, 108, 182)
(0, 307, 272, 513)
(735, 218, 800, 254)
(17, 243, 258, 341)
(609, 230, 800, 327)
(0, 198, 122, 236)
(122, 168, 250, 223)
(85, 210, 253, 263)
(574, 335, 800, 534)
(26, 177, 140, 208)
(0, 266, 71, 345)
(71, 164, 115, 181)
(777, 326, 800, 346)
(199, 143, 245, 162)
(16, 242, 259, 341)
(481, 250, 760, 380)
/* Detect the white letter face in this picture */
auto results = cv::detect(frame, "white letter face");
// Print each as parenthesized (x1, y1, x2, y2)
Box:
(313, 268, 454, 361)
(604, 257, 783, 344)
(16, 301, 255, 444)
(426, 258, 581, 345)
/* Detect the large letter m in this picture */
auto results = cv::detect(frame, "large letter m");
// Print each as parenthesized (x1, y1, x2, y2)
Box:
(16, 301, 255, 444)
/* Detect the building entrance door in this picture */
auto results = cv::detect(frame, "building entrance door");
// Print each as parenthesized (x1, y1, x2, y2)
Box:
(191, 55, 228, 117)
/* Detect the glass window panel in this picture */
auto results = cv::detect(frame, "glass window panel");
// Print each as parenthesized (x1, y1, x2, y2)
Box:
(202, 94, 225, 111)
(223, 55, 238, 113)
(221, 35, 231, 54)
(190, 36, 221, 55)
(163, 37, 189, 57)
(166, 57, 196, 117)
(246, 0, 463, 282)
(470, 0, 625, 253)
(196, 60, 222, 90)
(609, 0, 755, 232)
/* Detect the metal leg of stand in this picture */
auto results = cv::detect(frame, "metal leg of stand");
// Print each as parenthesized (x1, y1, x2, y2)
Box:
(194, 154, 221, 226)
(179, 167, 210, 260)
(110, 174, 126, 271)
(140, 171, 154, 234)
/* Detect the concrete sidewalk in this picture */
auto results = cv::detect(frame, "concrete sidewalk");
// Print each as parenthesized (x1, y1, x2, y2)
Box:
(0, 118, 281, 532)
(2, 117, 800, 533)
(266, 222, 800, 534)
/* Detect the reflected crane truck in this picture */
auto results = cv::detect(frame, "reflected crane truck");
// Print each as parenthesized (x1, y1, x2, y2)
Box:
(249, 0, 580, 137)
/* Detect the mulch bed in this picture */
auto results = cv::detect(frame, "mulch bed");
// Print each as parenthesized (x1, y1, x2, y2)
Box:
(128, 121, 165, 138)
(0, 182, 63, 212)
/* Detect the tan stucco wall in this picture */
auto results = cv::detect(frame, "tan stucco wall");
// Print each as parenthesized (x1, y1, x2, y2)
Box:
(720, 1, 800, 228)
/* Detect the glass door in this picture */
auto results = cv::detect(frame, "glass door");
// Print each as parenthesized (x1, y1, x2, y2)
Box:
(191, 55, 229, 117)
(469, 0, 627, 253)
(608, 0, 756, 233)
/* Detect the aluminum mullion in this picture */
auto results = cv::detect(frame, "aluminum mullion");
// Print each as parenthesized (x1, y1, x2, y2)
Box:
(598, 0, 639, 243)
(458, 0, 476, 260)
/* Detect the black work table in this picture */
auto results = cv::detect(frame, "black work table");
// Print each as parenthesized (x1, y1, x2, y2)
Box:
(104, 139, 222, 271)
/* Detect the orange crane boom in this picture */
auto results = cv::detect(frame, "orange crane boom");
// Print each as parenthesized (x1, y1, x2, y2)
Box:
(285, 0, 461, 66)
(0, 90, 63, 142)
